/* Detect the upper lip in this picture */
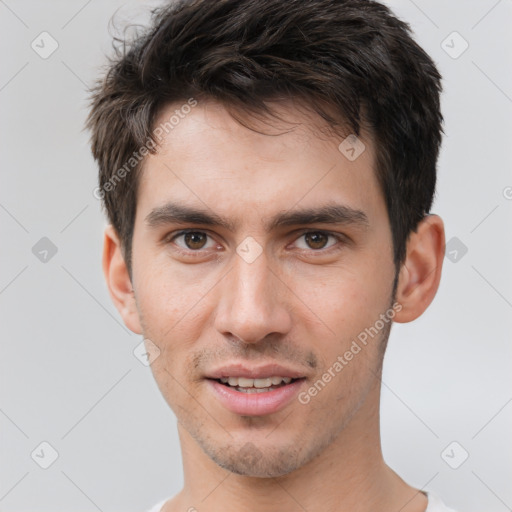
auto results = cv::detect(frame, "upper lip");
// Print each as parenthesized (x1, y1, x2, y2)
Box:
(206, 362, 307, 380)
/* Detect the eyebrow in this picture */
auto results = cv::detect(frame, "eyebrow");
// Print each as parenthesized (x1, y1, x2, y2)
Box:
(145, 201, 369, 232)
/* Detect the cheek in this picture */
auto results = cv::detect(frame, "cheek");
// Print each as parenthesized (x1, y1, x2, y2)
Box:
(290, 261, 393, 391)
(290, 264, 390, 337)
(133, 260, 213, 353)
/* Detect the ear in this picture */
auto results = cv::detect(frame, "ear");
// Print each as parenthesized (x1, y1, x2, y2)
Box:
(102, 224, 142, 334)
(394, 214, 445, 323)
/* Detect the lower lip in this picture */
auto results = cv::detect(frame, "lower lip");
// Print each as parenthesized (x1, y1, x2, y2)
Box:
(206, 379, 305, 416)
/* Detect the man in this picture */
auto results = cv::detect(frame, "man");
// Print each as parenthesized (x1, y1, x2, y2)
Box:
(87, 0, 456, 510)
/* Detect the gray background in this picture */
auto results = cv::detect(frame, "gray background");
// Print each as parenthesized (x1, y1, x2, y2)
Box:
(1, 0, 511, 510)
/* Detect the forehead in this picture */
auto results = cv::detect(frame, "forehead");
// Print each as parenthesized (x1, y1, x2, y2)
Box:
(135, 100, 384, 228)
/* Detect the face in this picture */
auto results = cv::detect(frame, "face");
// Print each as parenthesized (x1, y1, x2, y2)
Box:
(129, 100, 397, 477)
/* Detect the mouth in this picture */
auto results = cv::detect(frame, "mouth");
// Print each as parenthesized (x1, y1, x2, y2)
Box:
(208, 376, 305, 393)
(205, 372, 307, 416)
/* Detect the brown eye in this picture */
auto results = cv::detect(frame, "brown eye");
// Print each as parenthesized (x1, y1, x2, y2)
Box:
(182, 231, 208, 250)
(304, 232, 329, 250)
(169, 230, 214, 251)
(292, 231, 343, 252)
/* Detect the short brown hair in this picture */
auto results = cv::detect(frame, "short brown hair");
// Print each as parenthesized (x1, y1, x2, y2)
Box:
(87, 0, 443, 277)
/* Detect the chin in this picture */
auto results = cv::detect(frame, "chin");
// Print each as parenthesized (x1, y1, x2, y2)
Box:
(201, 436, 323, 478)
(212, 451, 300, 478)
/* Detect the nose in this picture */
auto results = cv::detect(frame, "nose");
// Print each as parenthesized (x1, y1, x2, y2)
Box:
(213, 250, 293, 344)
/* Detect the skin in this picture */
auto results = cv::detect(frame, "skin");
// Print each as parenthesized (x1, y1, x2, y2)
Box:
(103, 99, 445, 512)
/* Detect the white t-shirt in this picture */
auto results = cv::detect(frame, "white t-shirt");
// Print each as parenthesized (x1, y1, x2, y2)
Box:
(145, 491, 458, 512)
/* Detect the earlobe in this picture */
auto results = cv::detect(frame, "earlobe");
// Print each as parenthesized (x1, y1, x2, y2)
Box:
(394, 214, 445, 323)
(102, 224, 142, 334)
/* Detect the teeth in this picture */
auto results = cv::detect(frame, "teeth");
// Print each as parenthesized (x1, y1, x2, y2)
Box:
(254, 378, 272, 388)
(238, 377, 254, 387)
(218, 376, 294, 387)
(237, 387, 274, 393)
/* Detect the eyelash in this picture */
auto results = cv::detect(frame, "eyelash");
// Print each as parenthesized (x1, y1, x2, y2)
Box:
(164, 229, 347, 257)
